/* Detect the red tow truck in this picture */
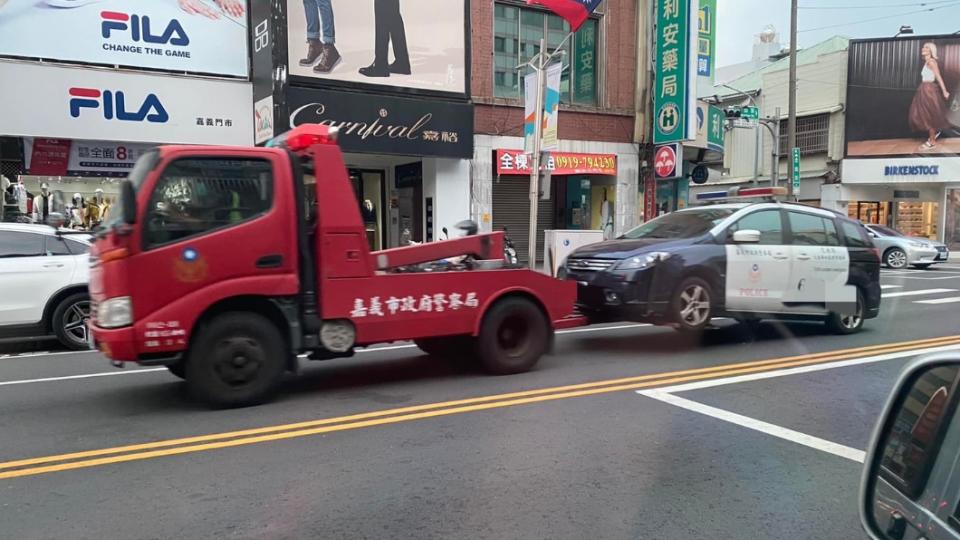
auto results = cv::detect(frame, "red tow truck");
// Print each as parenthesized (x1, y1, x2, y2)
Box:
(89, 124, 582, 407)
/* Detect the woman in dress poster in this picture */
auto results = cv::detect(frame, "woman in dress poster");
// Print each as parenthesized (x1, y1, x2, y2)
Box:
(909, 42, 951, 151)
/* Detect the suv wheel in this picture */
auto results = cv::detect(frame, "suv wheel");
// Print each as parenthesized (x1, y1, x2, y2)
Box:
(885, 248, 908, 269)
(52, 293, 91, 350)
(826, 288, 865, 335)
(670, 277, 713, 332)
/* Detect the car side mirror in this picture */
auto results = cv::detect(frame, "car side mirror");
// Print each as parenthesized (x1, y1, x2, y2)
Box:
(860, 355, 960, 540)
(868, 231, 878, 238)
(731, 229, 761, 244)
(121, 180, 137, 225)
(46, 212, 66, 229)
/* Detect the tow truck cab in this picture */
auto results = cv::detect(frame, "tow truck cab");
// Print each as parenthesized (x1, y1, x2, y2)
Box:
(89, 124, 579, 407)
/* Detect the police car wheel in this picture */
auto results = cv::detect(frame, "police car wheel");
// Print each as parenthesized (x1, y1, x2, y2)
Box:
(826, 288, 865, 335)
(670, 277, 713, 332)
(884, 248, 908, 269)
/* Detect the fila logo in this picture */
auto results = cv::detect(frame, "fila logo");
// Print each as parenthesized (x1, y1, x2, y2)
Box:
(69, 88, 170, 123)
(101, 11, 189, 46)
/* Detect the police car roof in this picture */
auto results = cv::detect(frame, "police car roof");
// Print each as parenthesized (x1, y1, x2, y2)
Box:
(685, 201, 842, 219)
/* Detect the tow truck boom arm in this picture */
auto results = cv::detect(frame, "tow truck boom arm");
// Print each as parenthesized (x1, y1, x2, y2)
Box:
(370, 232, 506, 270)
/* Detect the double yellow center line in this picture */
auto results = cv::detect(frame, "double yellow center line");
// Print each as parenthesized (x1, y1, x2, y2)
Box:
(3, 334, 960, 480)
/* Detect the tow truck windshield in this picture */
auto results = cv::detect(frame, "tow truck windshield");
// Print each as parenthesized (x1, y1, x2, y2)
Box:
(620, 208, 736, 240)
(100, 149, 159, 232)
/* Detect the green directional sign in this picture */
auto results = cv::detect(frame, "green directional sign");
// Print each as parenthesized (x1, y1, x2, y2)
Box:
(654, 0, 695, 144)
(741, 106, 759, 121)
(792, 147, 801, 191)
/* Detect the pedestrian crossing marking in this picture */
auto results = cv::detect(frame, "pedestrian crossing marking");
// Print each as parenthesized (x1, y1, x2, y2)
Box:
(915, 297, 960, 305)
(880, 285, 901, 290)
(883, 288, 957, 298)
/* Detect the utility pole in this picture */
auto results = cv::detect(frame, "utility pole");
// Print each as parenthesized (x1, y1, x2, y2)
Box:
(526, 38, 547, 270)
(787, 0, 798, 199)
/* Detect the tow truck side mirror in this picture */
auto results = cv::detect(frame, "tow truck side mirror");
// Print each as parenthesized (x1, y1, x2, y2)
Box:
(731, 229, 761, 244)
(860, 355, 960, 540)
(120, 180, 137, 225)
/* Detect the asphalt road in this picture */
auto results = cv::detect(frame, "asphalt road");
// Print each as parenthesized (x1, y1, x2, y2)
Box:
(2, 265, 960, 539)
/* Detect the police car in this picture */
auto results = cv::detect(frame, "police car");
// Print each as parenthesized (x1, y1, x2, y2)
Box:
(564, 187, 882, 334)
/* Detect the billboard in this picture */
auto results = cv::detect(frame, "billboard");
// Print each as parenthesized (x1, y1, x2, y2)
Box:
(0, 61, 253, 146)
(285, 0, 466, 94)
(0, 0, 249, 77)
(847, 36, 960, 157)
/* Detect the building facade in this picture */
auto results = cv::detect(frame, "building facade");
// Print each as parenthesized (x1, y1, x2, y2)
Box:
(469, 0, 641, 263)
(831, 35, 960, 248)
(0, 1, 253, 226)
(251, 0, 474, 251)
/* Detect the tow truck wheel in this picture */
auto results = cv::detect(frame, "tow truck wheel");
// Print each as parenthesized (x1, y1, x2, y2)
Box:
(477, 297, 549, 375)
(185, 313, 287, 408)
(670, 277, 713, 333)
(166, 362, 186, 379)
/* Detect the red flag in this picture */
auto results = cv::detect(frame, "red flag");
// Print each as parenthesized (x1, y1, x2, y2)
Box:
(527, 0, 603, 32)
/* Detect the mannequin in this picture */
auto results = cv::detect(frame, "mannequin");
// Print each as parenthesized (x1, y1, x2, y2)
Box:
(68, 193, 85, 229)
(600, 189, 614, 240)
(31, 182, 56, 224)
(85, 188, 107, 229)
(361, 199, 377, 224)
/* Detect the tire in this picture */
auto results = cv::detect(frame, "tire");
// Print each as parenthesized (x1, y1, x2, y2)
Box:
(415, 336, 475, 358)
(826, 288, 866, 335)
(477, 297, 549, 375)
(51, 292, 91, 350)
(884, 248, 908, 269)
(912, 264, 932, 270)
(185, 313, 288, 408)
(166, 362, 186, 379)
(670, 277, 713, 333)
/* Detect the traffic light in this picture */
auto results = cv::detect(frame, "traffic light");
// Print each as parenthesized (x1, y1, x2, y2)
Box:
(724, 107, 743, 119)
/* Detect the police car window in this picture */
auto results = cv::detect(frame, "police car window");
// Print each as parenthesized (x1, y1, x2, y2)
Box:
(840, 221, 872, 248)
(621, 208, 736, 240)
(788, 212, 841, 247)
(880, 366, 959, 498)
(727, 210, 783, 245)
(145, 158, 273, 248)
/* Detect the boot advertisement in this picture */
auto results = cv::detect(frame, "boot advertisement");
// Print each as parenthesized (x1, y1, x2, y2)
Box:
(287, 0, 466, 94)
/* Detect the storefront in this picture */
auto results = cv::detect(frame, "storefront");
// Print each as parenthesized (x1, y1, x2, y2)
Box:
(827, 158, 960, 244)
(251, 0, 471, 250)
(472, 135, 639, 264)
(0, 61, 254, 228)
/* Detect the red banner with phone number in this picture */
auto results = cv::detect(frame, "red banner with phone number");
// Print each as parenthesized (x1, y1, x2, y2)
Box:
(496, 149, 617, 176)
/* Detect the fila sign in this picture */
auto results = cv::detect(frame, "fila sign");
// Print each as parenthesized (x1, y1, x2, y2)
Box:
(69, 88, 169, 124)
(0, 61, 252, 146)
(0, 0, 248, 76)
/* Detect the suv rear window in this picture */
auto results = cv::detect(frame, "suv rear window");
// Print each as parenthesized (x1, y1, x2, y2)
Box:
(840, 220, 873, 248)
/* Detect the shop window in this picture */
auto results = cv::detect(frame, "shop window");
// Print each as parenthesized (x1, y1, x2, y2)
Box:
(494, 3, 598, 106)
(788, 211, 840, 246)
(145, 158, 273, 248)
(779, 113, 830, 155)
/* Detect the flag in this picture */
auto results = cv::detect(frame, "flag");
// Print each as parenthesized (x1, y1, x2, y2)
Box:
(526, 0, 603, 32)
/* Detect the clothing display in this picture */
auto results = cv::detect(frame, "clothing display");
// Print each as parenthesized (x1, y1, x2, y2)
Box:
(31, 193, 55, 224)
(910, 64, 951, 133)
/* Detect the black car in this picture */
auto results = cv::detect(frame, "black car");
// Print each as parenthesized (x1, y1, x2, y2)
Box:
(565, 202, 882, 334)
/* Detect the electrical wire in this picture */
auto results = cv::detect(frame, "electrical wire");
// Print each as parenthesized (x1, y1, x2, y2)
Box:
(800, 0, 956, 10)
(798, 1, 960, 33)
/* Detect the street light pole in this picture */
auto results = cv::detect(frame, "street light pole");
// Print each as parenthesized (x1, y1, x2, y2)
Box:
(526, 38, 547, 270)
(720, 84, 761, 186)
(787, 0, 799, 199)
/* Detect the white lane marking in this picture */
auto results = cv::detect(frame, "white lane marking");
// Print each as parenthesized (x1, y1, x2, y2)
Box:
(639, 390, 865, 463)
(880, 285, 902, 290)
(0, 350, 99, 360)
(916, 297, 960, 305)
(882, 288, 957, 298)
(642, 343, 960, 394)
(0, 368, 167, 387)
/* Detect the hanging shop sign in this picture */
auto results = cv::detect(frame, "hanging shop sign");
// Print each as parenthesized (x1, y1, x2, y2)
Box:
(653, 0, 699, 144)
(24, 138, 157, 177)
(495, 149, 617, 176)
(287, 87, 473, 158)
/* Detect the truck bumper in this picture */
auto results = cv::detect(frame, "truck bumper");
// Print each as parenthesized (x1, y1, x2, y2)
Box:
(90, 325, 139, 362)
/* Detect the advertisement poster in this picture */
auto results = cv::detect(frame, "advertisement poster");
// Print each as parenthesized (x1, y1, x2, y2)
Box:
(25, 138, 156, 177)
(541, 63, 563, 151)
(0, 0, 249, 77)
(254, 95, 275, 145)
(847, 36, 960, 157)
(0, 62, 253, 146)
(286, 0, 466, 94)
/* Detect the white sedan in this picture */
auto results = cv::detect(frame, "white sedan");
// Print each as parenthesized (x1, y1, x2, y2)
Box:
(0, 223, 92, 349)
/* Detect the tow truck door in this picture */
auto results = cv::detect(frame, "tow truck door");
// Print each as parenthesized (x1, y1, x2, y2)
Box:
(126, 150, 298, 351)
(723, 209, 792, 313)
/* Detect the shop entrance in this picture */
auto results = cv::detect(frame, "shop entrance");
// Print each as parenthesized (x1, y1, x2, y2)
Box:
(850, 201, 889, 225)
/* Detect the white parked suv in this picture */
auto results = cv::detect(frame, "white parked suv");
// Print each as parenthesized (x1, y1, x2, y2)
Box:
(0, 223, 91, 350)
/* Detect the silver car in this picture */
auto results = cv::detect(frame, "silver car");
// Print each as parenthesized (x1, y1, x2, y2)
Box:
(864, 224, 950, 269)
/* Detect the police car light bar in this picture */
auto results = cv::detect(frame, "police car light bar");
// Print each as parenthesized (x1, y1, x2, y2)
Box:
(695, 186, 788, 202)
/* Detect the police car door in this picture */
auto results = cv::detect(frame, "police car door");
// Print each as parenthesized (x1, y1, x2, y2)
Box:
(783, 210, 856, 313)
(724, 209, 792, 313)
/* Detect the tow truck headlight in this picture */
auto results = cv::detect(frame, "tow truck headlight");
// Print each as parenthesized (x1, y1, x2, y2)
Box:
(617, 252, 672, 270)
(97, 297, 133, 329)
